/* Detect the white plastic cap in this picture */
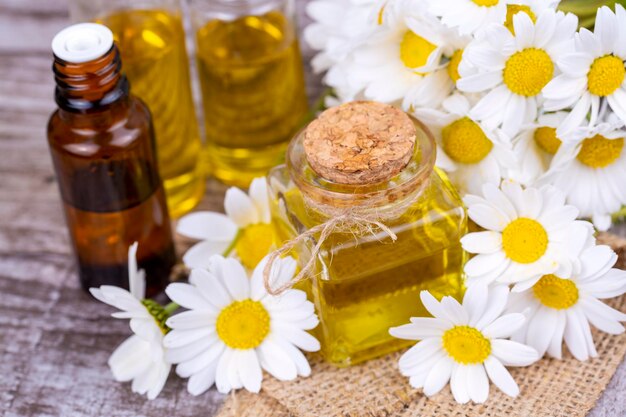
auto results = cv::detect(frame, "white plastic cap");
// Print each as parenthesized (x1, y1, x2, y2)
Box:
(51, 23, 114, 63)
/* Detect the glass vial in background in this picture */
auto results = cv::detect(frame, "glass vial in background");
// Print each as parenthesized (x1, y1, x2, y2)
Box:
(268, 102, 467, 366)
(69, 0, 205, 218)
(190, 0, 309, 187)
(47, 23, 176, 297)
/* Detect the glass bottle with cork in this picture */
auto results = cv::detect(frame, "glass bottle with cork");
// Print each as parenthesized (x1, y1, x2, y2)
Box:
(267, 101, 467, 366)
(69, 0, 205, 218)
(47, 23, 176, 297)
(190, 0, 309, 187)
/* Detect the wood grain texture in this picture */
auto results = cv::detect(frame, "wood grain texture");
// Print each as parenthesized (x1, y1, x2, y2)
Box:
(0, 1, 623, 416)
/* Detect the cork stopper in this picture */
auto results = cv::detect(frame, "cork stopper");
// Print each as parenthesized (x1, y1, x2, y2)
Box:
(303, 101, 416, 185)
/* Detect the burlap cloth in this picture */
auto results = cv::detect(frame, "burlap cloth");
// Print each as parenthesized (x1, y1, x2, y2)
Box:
(216, 232, 626, 417)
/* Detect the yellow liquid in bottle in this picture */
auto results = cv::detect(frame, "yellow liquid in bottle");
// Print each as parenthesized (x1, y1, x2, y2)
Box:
(272, 170, 467, 366)
(196, 11, 309, 187)
(97, 10, 205, 218)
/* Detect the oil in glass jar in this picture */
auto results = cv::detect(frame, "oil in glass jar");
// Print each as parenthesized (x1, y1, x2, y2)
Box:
(191, 0, 309, 187)
(47, 23, 176, 297)
(70, 0, 205, 218)
(268, 101, 467, 366)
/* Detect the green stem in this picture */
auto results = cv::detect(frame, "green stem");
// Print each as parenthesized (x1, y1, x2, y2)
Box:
(163, 302, 179, 315)
(222, 229, 243, 257)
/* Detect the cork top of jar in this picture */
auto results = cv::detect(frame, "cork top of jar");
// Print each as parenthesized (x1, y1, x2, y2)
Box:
(303, 101, 416, 185)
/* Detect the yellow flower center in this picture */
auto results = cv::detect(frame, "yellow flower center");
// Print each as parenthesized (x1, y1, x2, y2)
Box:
(442, 325, 492, 364)
(587, 55, 626, 97)
(532, 274, 579, 309)
(448, 49, 464, 83)
(504, 4, 536, 34)
(400, 31, 437, 70)
(576, 134, 624, 168)
(472, 0, 499, 6)
(216, 299, 270, 349)
(534, 127, 562, 155)
(503, 48, 554, 97)
(442, 117, 493, 164)
(236, 223, 274, 269)
(502, 218, 548, 264)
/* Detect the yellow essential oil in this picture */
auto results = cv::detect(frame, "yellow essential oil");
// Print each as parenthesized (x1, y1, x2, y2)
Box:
(97, 9, 205, 217)
(195, 10, 309, 187)
(268, 102, 467, 366)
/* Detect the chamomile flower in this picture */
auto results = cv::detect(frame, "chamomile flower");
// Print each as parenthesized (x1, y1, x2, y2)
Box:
(164, 255, 320, 395)
(508, 111, 568, 185)
(390, 285, 539, 404)
(507, 245, 626, 361)
(461, 181, 595, 287)
(458, 10, 578, 137)
(347, 1, 456, 110)
(541, 118, 626, 231)
(90, 243, 171, 400)
(414, 93, 516, 195)
(543, 5, 626, 135)
(177, 177, 273, 270)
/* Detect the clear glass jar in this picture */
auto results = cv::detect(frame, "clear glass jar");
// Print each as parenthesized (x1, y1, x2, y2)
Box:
(68, 0, 205, 218)
(268, 103, 467, 366)
(189, 0, 309, 187)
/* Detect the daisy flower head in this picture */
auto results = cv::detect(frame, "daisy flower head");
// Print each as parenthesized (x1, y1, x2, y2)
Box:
(508, 111, 568, 186)
(348, 0, 458, 110)
(541, 117, 626, 231)
(414, 93, 517, 195)
(507, 245, 626, 361)
(390, 285, 539, 404)
(461, 181, 595, 287)
(458, 9, 578, 137)
(543, 5, 626, 135)
(164, 255, 320, 395)
(177, 177, 273, 270)
(90, 243, 171, 400)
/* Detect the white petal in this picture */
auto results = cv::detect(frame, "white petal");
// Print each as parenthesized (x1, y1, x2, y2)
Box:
(491, 339, 539, 366)
(237, 349, 263, 393)
(258, 339, 298, 380)
(460, 232, 502, 254)
(484, 356, 519, 397)
(183, 241, 230, 269)
(191, 268, 232, 310)
(463, 284, 488, 326)
(108, 335, 152, 382)
(166, 310, 215, 330)
(224, 187, 259, 228)
(482, 313, 526, 339)
(165, 283, 213, 311)
(248, 177, 271, 224)
(212, 256, 250, 301)
(272, 323, 320, 352)
(467, 364, 489, 403)
(214, 348, 235, 393)
(450, 364, 470, 404)
(474, 285, 510, 330)
(187, 360, 218, 396)
(389, 319, 446, 340)
(423, 356, 453, 397)
(176, 342, 225, 378)
(177, 212, 238, 241)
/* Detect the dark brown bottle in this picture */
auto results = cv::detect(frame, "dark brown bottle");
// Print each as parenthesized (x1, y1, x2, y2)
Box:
(47, 23, 176, 297)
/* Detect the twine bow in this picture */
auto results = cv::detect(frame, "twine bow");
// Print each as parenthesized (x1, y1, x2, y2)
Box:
(263, 212, 398, 295)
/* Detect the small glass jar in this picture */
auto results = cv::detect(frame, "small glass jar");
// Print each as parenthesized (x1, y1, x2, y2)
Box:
(68, 0, 205, 218)
(268, 102, 467, 366)
(190, 0, 309, 187)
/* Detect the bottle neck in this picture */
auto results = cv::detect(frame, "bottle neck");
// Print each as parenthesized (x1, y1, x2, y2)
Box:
(53, 45, 129, 113)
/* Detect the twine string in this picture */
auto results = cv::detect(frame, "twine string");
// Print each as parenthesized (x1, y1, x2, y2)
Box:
(263, 212, 398, 296)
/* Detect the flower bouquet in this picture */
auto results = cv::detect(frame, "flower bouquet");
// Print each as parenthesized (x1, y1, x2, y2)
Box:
(91, 0, 626, 414)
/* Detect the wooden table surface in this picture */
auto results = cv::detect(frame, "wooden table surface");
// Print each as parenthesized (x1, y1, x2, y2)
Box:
(0, 1, 624, 416)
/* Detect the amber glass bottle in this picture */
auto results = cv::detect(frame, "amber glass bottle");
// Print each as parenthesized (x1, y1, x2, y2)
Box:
(47, 23, 176, 296)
